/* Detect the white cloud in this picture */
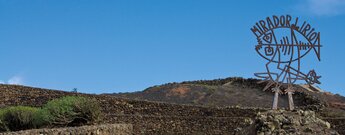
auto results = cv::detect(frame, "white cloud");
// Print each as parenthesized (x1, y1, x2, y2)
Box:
(7, 76, 24, 85)
(0, 76, 24, 85)
(296, 0, 345, 16)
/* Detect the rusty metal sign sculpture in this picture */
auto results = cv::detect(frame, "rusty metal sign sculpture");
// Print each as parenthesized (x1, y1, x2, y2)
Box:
(251, 15, 322, 110)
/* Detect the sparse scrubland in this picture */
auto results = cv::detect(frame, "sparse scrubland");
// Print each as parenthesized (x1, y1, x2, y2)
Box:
(0, 77, 344, 134)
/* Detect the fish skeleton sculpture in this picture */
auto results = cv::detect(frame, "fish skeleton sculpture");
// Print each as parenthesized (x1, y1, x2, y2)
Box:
(251, 15, 322, 110)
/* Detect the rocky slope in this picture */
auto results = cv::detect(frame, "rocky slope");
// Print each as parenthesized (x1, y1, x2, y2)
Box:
(0, 84, 264, 134)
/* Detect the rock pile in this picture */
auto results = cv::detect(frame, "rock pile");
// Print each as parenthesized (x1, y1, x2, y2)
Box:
(256, 110, 338, 135)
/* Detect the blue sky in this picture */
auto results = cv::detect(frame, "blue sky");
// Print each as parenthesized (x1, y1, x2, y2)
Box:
(0, 0, 344, 95)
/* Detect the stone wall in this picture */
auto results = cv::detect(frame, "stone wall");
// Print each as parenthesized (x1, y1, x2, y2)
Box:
(0, 124, 132, 135)
(108, 114, 255, 134)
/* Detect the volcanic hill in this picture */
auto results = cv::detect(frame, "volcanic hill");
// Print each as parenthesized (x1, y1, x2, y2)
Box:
(109, 77, 345, 110)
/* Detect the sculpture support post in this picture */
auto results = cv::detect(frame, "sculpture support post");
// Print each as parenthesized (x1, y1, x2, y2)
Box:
(288, 91, 294, 110)
(272, 90, 279, 110)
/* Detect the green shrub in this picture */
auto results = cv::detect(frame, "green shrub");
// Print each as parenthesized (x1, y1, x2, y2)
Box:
(0, 119, 9, 132)
(0, 96, 102, 132)
(0, 106, 48, 131)
(43, 96, 102, 126)
(32, 109, 51, 127)
(71, 96, 102, 125)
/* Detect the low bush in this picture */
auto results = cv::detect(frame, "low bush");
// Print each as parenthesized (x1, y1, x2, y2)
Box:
(43, 96, 102, 127)
(71, 96, 102, 125)
(0, 96, 102, 132)
(0, 119, 9, 132)
(0, 106, 48, 131)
